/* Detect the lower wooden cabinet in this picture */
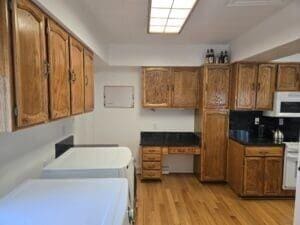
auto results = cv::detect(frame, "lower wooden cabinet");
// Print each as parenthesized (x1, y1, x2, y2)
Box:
(228, 140, 294, 197)
(200, 110, 228, 181)
(141, 146, 200, 180)
(141, 147, 162, 180)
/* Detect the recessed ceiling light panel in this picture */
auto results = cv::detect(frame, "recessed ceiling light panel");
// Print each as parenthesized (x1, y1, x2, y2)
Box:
(148, 0, 198, 34)
(227, 0, 285, 7)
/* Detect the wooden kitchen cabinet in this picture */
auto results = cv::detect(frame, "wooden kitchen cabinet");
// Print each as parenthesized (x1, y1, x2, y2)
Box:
(230, 63, 276, 110)
(200, 65, 230, 109)
(70, 37, 85, 115)
(201, 110, 228, 181)
(172, 67, 198, 108)
(84, 49, 94, 112)
(142, 67, 172, 108)
(256, 64, 276, 110)
(12, 0, 49, 127)
(47, 19, 71, 120)
(230, 63, 257, 110)
(277, 64, 300, 91)
(0, 0, 95, 132)
(227, 140, 294, 197)
(243, 157, 264, 196)
(142, 67, 198, 108)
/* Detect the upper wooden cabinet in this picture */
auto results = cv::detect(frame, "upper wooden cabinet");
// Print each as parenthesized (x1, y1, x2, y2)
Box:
(230, 63, 257, 110)
(0, 0, 95, 132)
(142, 67, 172, 108)
(84, 49, 94, 112)
(142, 67, 198, 108)
(70, 37, 85, 115)
(12, 0, 48, 128)
(277, 64, 300, 91)
(201, 110, 228, 181)
(47, 19, 70, 120)
(172, 67, 198, 108)
(200, 65, 230, 109)
(256, 64, 276, 110)
(230, 63, 276, 111)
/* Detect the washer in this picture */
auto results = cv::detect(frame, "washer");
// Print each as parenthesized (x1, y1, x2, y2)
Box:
(0, 178, 130, 225)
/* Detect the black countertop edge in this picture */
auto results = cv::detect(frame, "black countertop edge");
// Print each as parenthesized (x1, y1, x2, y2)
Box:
(229, 136, 285, 147)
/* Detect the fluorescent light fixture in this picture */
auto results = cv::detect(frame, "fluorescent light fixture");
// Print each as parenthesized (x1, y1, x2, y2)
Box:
(148, 0, 198, 34)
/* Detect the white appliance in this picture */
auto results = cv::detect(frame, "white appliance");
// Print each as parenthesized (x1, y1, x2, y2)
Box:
(283, 142, 300, 190)
(42, 147, 135, 219)
(0, 179, 130, 225)
(264, 92, 300, 117)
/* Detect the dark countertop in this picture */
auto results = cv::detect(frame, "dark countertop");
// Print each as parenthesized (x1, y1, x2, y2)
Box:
(140, 132, 200, 147)
(229, 130, 285, 147)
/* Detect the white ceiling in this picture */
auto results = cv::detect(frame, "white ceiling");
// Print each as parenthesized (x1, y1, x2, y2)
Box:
(63, 0, 291, 45)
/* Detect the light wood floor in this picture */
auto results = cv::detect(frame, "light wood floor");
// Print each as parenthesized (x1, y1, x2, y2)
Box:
(136, 174, 295, 225)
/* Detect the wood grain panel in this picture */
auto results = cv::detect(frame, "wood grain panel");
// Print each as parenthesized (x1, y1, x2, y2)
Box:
(277, 64, 300, 91)
(47, 19, 70, 120)
(201, 110, 228, 181)
(143, 162, 161, 170)
(204, 65, 230, 109)
(142, 170, 161, 179)
(256, 64, 276, 110)
(245, 147, 283, 157)
(142, 68, 172, 107)
(243, 157, 264, 196)
(143, 147, 161, 154)
(69, 37, 84, 115)
(84, 49, 94, 112)
(12, 0, 48, 127)
(264, 157, 283, 196)
(172, 67, 198, 108)
(0, 0, 14, 132)
(143, 153, 161, 162)
(227, 140, 244, 195)
(235, 64, 257, 110)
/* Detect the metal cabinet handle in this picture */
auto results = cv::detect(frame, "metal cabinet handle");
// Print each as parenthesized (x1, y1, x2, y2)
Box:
(43, 60, 49, 78)
(71, 70, 76, 82)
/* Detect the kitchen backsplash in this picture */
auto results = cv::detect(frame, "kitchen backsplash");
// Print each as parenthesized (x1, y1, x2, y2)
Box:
(230, 111, 300, 141)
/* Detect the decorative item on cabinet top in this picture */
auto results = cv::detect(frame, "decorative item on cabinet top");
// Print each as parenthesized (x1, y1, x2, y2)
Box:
(142, 67, 199, 109)
(0, 0, 95, 132)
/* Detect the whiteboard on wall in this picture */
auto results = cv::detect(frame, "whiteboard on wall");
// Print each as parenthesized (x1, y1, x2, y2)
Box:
(104, 86, 134, 108)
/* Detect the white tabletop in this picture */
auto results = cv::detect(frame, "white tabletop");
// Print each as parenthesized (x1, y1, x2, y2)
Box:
(0, 178, 128, 225)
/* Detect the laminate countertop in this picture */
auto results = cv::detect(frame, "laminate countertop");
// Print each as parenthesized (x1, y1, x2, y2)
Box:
(140, 132, 200, 147)
(229, 130, 285, 147)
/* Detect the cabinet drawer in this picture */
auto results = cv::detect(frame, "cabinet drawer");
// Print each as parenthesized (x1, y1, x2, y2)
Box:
(142, 170, 161, 179)
(168, 147, 199, 154)
(143, 162, 161, 170)
(143, 153, 161, 161)
(143, 147, 161, 154)
(245, 147, 283, 157)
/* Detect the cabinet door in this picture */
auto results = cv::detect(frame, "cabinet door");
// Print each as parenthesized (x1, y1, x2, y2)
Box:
(84, 49, 94, 112)
(277, 64, 300, 91)
(264, 157, 283, 196)
(235, 64, 257, 110)
(12, 0, 48, 127)
(47, 20, 70, 120)
(204, 65, 230, 109)
(69, 37, 84, 115)
(256, 64, 276, 110)
(172, 67, 198, 108)
(201, 111, 228, 181)
(142, 68, 172, 107)
(243, 157, 264, 196)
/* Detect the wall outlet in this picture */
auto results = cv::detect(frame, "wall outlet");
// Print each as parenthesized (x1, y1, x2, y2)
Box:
(279, 118, 284, 126)
(254, 117, 260, 125)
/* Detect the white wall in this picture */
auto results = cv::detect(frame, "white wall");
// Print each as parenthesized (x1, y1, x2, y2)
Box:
(108, 44, 229, 66)
(74, 67, 196, 173)
(0, 118, 74, 197)
(273, 53, 300, 62)
(230, 0, 300, 62)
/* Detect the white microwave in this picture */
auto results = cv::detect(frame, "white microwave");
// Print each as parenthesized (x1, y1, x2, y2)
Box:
(263, 92, 300, 117)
